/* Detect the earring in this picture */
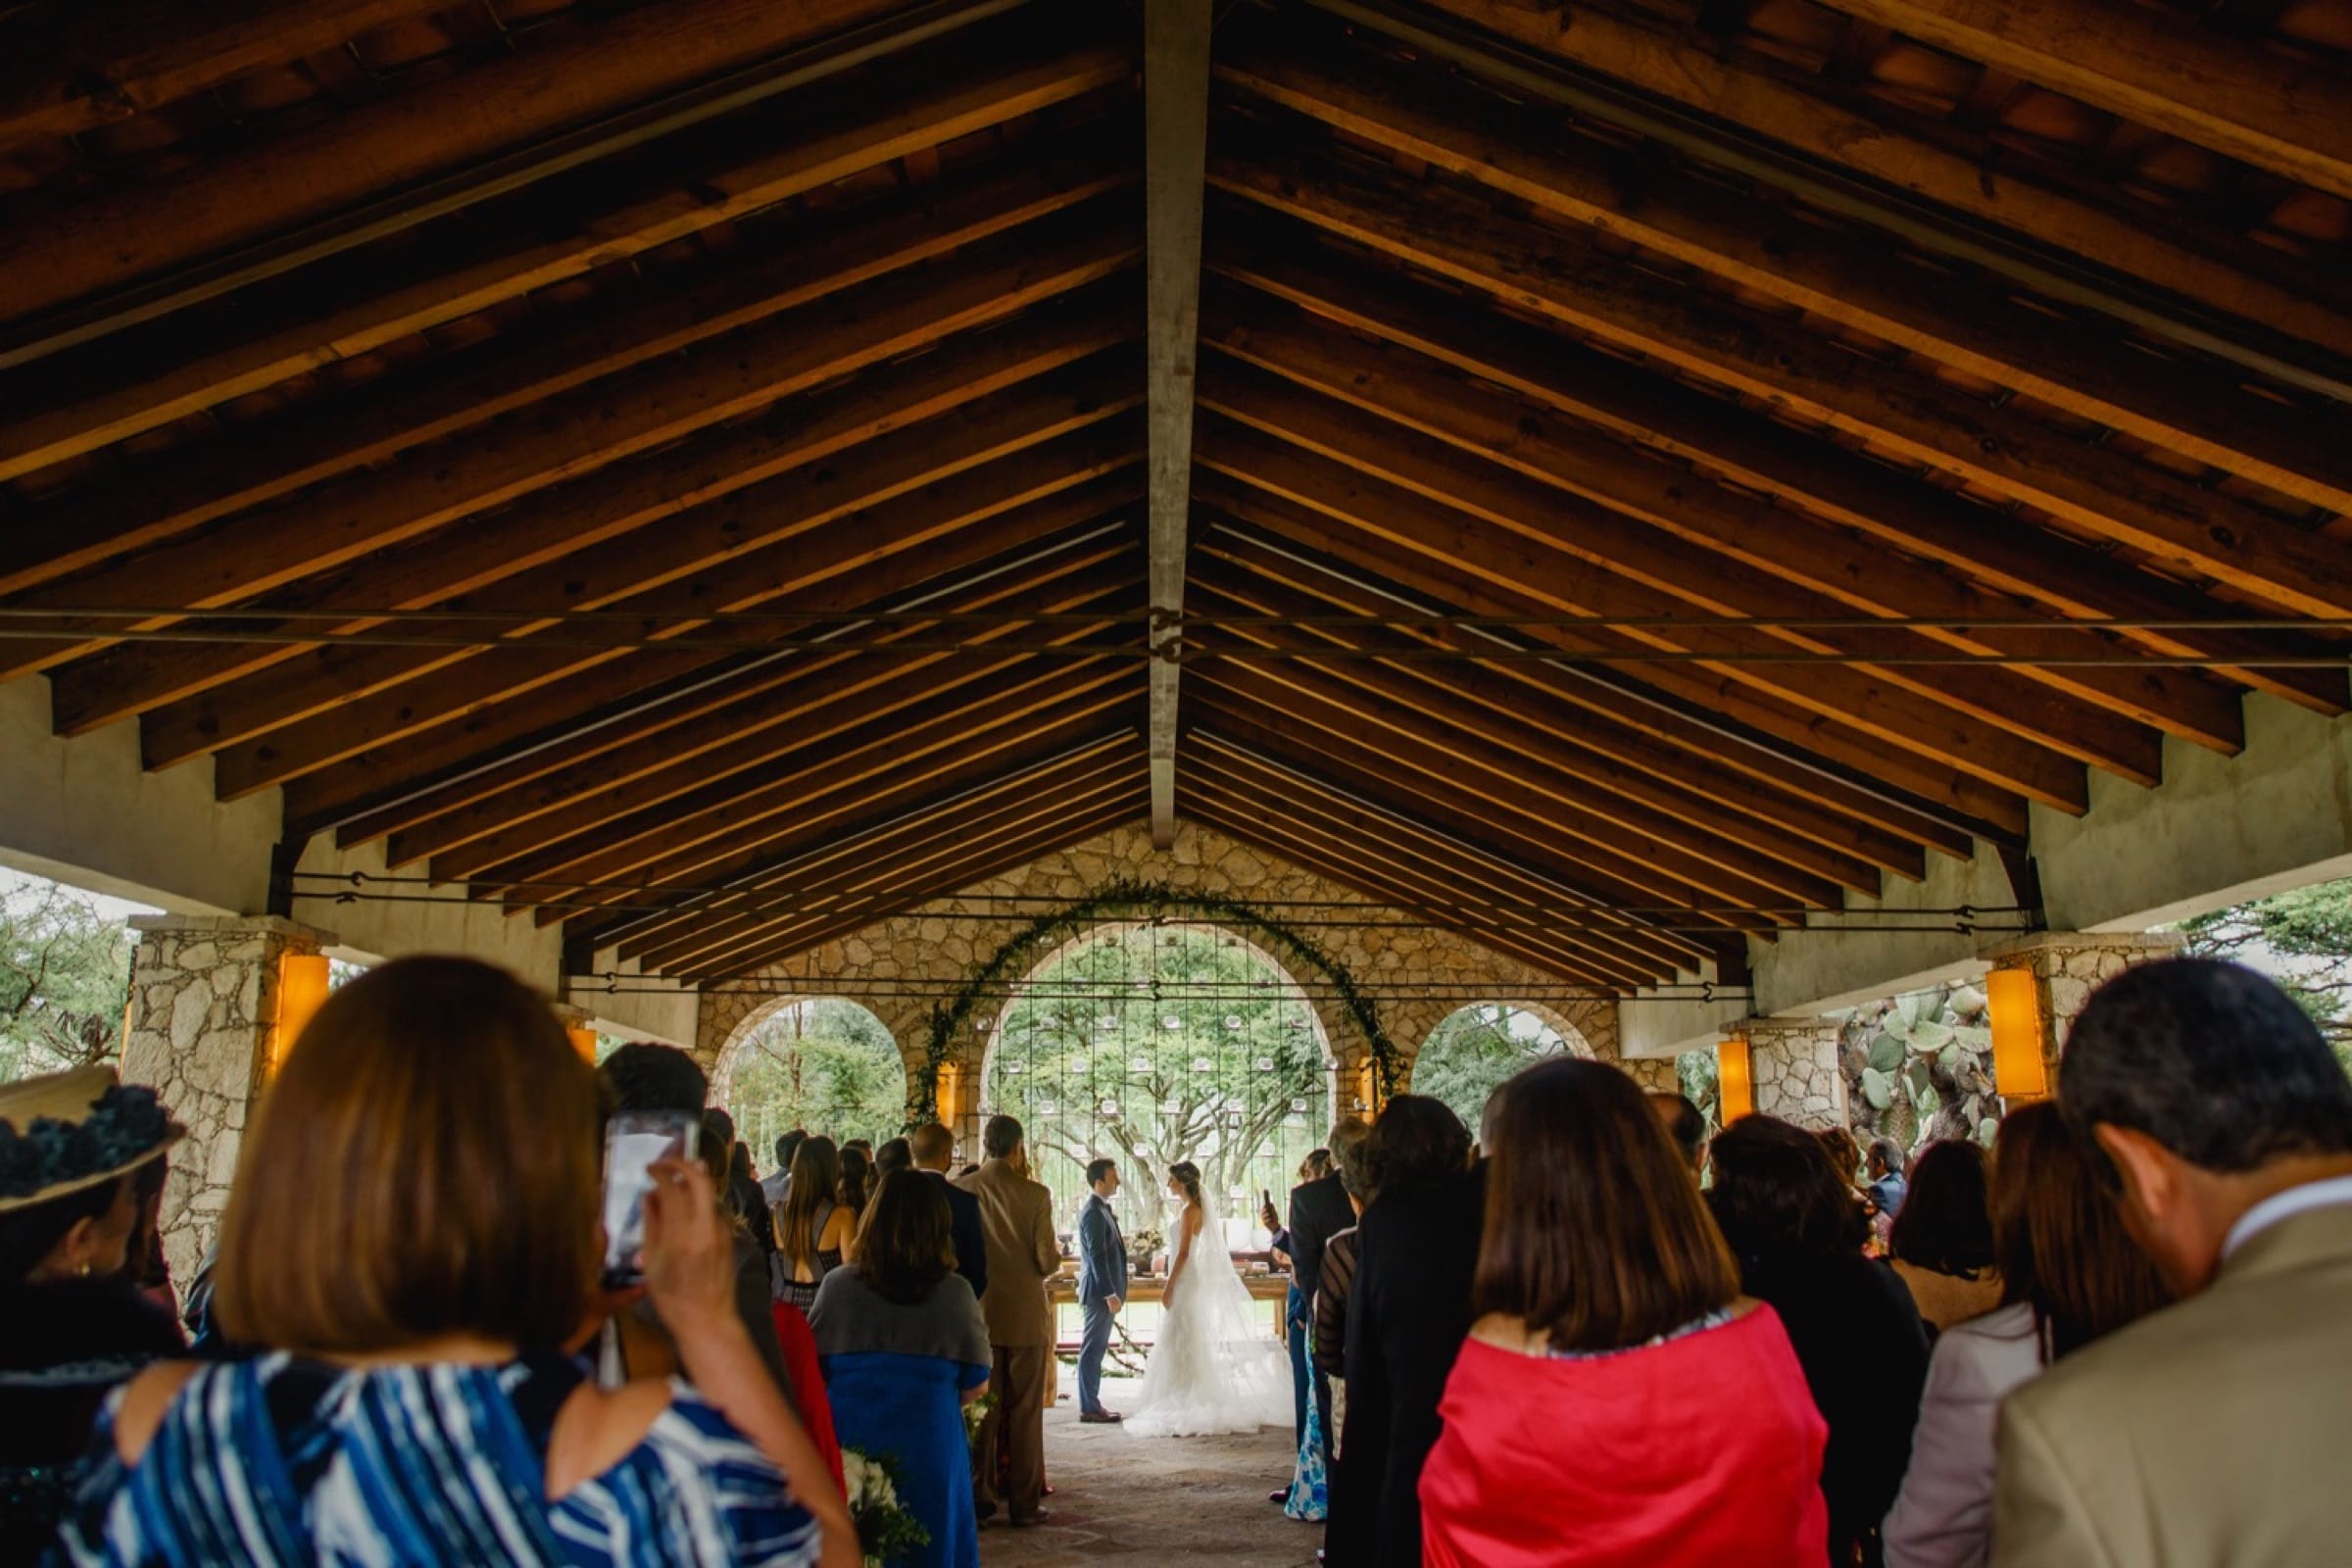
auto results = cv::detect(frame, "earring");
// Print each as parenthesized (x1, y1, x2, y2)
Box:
(76, 1262, 92, 1277)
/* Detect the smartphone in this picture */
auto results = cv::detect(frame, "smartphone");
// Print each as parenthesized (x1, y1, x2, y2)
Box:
(1261, 1187, 1276, 1214)
(600, 1109, 701, 1288)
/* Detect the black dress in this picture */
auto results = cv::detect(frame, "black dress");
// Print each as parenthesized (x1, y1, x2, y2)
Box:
(0, 1277, 183, 1565)
(1327, 1163, 1486, 1568)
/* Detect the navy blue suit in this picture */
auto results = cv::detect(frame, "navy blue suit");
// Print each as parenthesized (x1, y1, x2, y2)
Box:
(1075, 1192, 1128, 1415)
(926, 1170, 989, 1300)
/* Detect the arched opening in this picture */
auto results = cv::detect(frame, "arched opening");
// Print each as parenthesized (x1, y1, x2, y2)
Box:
(1412, 1003, 1594, 1134)
(711, 998, 907, 1160)
(979, 921, 1336, 1249)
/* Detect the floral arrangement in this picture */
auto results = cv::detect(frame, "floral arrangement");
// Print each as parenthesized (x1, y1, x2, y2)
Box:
(841, 1449, 930, 1568)
(1130, 1228, 1165, 1273)
(960, 1389, 997, 1450)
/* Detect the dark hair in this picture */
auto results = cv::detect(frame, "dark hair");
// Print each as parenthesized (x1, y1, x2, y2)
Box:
(1648, 1092, 1707, 1171)
(1166, 1160, 1203, 1206)
(703, 1105, 737, 1145)
(0, 1172, 127, 1285)
(1478, 1060, 1740, 1352)
(1866, 1137, 1906, 1178)
(874, 1138, 913, 1178)
(1888, 1140, 1994, 1276)
(600, 1042, 707, 1116)
(1815, 1126, 1861, 1183)
(1086, 1157, 1118, 1188)
(982, 1113, 1024, 1160)
(775, 1128, 807, 1171)
(856, 1170, 957, 1304)
(837, 1144, 873, 1213)
(1366, 1095, 1470, 1197)
(2061, 957, 2352, 1172)
(216, 957, 600, 1351)
(1708, 1115, 1869, 1265)
(1992, 1102, 2171, 1358)
(777, 1136, 842, 1271)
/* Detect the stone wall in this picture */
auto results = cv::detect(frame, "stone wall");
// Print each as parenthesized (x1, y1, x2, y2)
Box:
(1744, 1018, 1849, 1131)
(119, 915, 328, 1283)
(696, 819, 1621, 1122)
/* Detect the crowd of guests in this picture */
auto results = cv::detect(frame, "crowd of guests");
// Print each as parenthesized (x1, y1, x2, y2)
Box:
(4, 953, 2350, 1565)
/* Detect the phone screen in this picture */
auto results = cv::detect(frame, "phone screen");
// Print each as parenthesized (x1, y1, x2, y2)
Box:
(600, 1109, 700, 1288)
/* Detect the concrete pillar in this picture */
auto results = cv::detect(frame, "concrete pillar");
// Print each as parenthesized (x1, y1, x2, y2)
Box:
(1741, 1016, 1849, 1131)
(119, 914, 332, 1284)
(1983, 931, 2183, 1087)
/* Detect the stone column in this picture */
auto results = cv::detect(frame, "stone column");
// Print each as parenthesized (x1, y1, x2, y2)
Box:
(1741, 1016, 1849, 1131)
(119, 914, 332, 1284)
(1983, 931, 2183, 1088)
(1614, 1056, 1682, 1096)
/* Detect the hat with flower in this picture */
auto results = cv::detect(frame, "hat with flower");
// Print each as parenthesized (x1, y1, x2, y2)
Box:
(0, 1066, 184, 1214)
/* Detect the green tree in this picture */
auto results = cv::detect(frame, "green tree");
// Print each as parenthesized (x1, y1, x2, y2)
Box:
(1411, 1004, 1571, 1133)
(0, 879, 134, 1084)
(2182, 879, 2352, 1073)
(720, 1001, 909, 1158)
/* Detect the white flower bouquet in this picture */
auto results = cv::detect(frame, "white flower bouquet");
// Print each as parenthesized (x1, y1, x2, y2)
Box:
(841, 1448, 930, 1568)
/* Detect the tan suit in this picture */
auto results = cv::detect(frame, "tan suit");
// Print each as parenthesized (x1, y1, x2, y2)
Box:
(1993, 1202, 2352, 1566)
(954, 1157, 1060, 1521)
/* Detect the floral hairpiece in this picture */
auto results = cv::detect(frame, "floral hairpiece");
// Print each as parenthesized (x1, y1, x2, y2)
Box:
(0, 1085, 175, 1202)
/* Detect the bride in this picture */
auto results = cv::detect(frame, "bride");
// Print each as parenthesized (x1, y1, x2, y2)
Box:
(1124, 1161, 1292, 1438)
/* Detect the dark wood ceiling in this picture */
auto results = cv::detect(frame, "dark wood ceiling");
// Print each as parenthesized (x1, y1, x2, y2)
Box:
(2, 0, 2346, 990)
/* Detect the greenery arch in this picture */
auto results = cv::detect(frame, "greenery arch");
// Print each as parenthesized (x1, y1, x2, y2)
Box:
(913, 878, 1401, 1124)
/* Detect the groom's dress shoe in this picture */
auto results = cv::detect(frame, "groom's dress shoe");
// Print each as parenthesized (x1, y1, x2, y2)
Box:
(1080, 1409, 1123, 1424)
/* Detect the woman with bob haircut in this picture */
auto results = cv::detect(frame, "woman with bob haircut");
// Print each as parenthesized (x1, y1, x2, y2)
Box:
(1886, 1141, 2001, 1334)
(808, 1170, 991, 1568)
(1418, 1060, 1827, 1566)
(55, 956, 855, 1568)
(1882, 1103, 2170, 1568)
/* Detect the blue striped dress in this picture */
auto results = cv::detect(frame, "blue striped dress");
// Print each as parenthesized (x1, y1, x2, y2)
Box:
(51, 1351, 822, 1567)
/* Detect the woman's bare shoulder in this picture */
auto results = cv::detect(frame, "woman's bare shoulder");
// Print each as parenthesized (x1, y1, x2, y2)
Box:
(112, 1360, 202, 1462)
(546, 1378, 675, 1499)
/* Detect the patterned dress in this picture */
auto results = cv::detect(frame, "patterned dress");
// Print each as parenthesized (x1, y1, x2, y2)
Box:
(54, 1351, 822, 1567)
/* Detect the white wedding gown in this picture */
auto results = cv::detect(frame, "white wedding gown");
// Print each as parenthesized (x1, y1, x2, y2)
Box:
(1124, 1208, 1293, 1438)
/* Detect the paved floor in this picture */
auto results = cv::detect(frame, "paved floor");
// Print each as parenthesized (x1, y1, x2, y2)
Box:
(979, 1376, 1321, 1566)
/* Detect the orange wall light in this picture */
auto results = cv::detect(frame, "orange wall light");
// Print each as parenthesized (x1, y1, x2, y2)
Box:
(1987, 968, 2050, 1102)
(274, 953, 331, 1075)
(567, 1027, 600, 1064)
(1717, 1036, 1754, 1123)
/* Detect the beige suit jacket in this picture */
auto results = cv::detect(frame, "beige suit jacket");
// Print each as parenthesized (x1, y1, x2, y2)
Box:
(1992, 1201, 2352, 1567)
(955, 1158, 1060, 1348)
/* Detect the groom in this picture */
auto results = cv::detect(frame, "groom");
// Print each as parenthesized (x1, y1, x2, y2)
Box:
(1076, 1157, 1129, 1425)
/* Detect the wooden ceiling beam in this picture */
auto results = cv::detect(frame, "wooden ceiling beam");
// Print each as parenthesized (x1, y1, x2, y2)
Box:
(10, 222, 1135, 690)
(1187, 549, 1910, 889)
(1210, 147, 2352, 618)
(1334, 0, 2352, 378)
(1218, 39, 2352, 517)
(1820, 0, 2352, 201)
(1192, 470, 2029, 841)
(1196, 397, 2103, 808)
(612, 740, 1145, 964)
(0, 1, 1100, 331)
(1203, 293, 2244, 758)
(1212, 238, 2348, 715)
(6, 147, 1134, 600)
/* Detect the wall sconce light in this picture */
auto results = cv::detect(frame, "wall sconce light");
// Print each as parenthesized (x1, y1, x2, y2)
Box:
(1717, 1036, 1754, 1123)
(1987, 968, 2049, 1102)
(566, 1027, 600, 1064)
(274, 953, 331, 1076)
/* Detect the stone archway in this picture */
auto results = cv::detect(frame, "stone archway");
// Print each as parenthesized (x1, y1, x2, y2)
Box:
(709, 995, 914, 1157)
(1406, 1000, 1605, 1134)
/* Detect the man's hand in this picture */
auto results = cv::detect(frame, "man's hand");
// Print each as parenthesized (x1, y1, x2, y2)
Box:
(1105, 1295, 1123, 1315)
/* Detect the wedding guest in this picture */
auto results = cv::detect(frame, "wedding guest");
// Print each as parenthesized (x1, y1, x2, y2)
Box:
(1312, 1129, 1377, 1388)
(1886, 1142, 2000, 1334)
(1280, 1147, 1340, 1522)
(774, 1137, 855, 1312)
(956, 1115, 1058, 1527)
(1711, 1116, 1930, 1566)
(811, 1171, 991, 1568)
(1329, 1097, 1478, 1568)
(875, 1136, 914, 1180)
(1867, 1138, 1910, 1217)
(0, 1068, 186, 1561)
(1074, 1158, 1128, 1424)
(910, 1122, 988, 1299)
(1421, 1059, 1826, 1564)
(708, 1109, 775, 1276)
(763, 1130, 807, 1206)
(1883, 1103, 2167, 1568)
(1649, 1090, 1708, 1177)
(1994, 960, 2352, 1564)
(57, 956, 853, 1567)
(838, 1142, 875, 1220)
(1278, 1117, 1367, 1502)
(1819, 1126, 1864, 1188)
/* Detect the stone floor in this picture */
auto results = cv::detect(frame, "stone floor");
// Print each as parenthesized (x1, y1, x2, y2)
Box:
(980, 1376, 1321, 1566)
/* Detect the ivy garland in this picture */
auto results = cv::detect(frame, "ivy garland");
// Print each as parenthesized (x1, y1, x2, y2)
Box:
(910, 877, 1401, 1125)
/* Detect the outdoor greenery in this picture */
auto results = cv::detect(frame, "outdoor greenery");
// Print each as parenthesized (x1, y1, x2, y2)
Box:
(1676, 1047, 1720, 1135)
(0, 878, 134, 1084)
(1838, 982, 2001, 1158)
(2182, 878, 2352, 1072)
(718, 1000, 909, 1159)
(984, 924, 1329, 1236)
(1410, 1004, 1574, 1133)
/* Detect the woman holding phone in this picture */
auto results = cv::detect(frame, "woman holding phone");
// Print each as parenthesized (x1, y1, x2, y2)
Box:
(54, 956, 856, 1568)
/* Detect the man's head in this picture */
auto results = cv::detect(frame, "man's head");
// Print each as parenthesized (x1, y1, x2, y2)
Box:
(1087, 1157, 1120, 1198)
(1322, 1116, 1371, 1185)
(1866, 1138, 1905, 1181)
(598, 1041, 707, 1115)
(1648, 1091, 1707, 1176)
(774, 1128, 807, 1174)
(703, 1105, 736, 1146)
(982, 1113, 1025, 1163)
(2063, 957, 2352, 1295)
(908, 1122, 956, 1172)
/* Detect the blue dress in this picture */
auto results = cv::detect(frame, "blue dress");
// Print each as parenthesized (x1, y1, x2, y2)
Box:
(52, 1351, 821, 1567)
(808, 1268, 992, 1568)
